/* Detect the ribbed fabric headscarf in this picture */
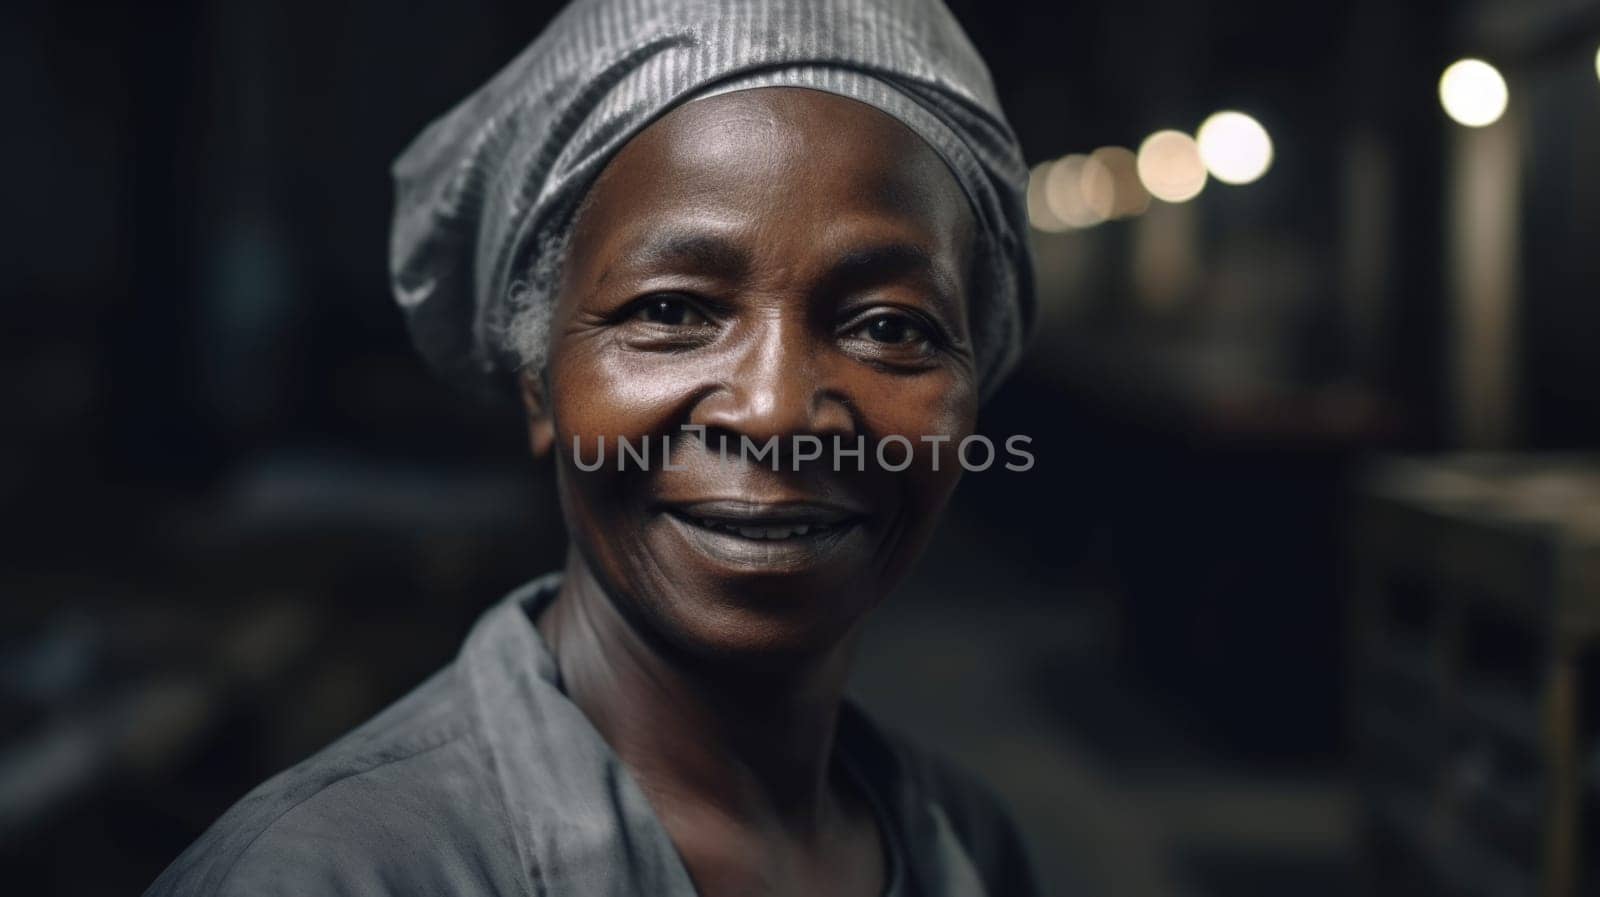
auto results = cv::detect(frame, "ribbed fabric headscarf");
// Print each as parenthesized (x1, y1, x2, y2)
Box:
(390, 0, 1034, 401)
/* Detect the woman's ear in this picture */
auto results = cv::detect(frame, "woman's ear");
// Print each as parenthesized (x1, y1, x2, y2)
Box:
(518, 370, 557, 460)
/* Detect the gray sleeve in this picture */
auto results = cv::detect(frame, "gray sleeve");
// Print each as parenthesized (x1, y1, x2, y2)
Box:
(904, 749, 1042, 897)
(938, 771, 1039, 897)
(145, 737, 519, 897)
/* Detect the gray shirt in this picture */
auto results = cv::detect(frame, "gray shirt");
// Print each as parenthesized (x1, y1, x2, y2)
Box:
(146, 575, 1038, 896)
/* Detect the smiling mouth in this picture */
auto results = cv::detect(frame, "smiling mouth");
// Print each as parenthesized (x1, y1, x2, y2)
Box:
(663, 500, 864, 547)
(672, 513, 845, 541)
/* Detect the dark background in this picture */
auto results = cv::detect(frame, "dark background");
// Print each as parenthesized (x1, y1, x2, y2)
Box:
(4, 1, 1599, 895)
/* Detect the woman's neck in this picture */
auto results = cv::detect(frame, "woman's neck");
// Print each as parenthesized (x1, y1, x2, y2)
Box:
(537, 549, 860, 835)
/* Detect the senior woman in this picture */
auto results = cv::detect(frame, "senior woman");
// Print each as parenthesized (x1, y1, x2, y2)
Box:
(148, 1, 1037, 895)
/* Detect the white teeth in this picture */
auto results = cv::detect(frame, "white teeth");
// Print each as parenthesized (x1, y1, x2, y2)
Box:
(687, 516, 829, 540)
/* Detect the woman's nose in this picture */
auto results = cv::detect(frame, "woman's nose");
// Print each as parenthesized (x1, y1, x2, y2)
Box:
(689, 317, 854, 445)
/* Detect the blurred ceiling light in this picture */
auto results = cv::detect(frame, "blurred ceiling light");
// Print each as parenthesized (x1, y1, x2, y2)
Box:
(1594, 44, 1599, 83)
(1027, 162, 1070, 232)
(1045, 154, 1107, 228)
(1136, 130, 1207, 203)
(1082, 146, 1150, 219)
(1196, 111, 1273, 185)
(1438, 58, 1508, 127)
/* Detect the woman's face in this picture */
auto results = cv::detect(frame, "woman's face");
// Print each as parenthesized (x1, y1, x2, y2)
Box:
(536, 87, 979, 664)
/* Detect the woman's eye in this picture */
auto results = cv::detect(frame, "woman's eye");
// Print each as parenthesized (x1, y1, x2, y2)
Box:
(634, 295, 707, 326)
(856, 313, 929, 345)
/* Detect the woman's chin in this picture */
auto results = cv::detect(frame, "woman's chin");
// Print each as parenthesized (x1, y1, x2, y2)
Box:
(654, 603, 866, 669)
(655, 510, 876, 580)
(631, 517, 882, 663)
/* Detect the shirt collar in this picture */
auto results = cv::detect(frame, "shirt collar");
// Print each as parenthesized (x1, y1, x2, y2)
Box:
(459, 573, 699, 896)
(457, 574, 985, 897)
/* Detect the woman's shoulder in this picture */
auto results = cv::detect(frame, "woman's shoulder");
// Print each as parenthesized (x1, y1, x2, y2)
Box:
(841, 704, 1041, 897)
(144, 667, 520, 897)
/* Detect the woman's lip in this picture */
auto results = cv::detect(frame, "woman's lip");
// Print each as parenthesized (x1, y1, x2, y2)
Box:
(664, 499, 865, 527)
(660, 511, 867, 573)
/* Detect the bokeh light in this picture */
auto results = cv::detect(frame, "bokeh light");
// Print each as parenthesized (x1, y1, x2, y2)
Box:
(1027, 162, 1069, 232)
(1438, 58, 1508, 127)
(1081, 146, 1150, 220)
(1045, 154, 1107, 228)
(1136, 130, 1207, 203)
(1196, 111, 1273, 185)
(1029, 156, 1112, 231)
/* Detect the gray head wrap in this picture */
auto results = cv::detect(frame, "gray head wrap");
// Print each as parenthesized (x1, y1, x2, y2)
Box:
(390, 0, 1034, 400)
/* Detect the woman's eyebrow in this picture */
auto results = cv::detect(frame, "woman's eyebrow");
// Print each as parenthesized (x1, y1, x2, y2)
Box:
(599, 232, 961, 318)
(819, 242, 961, 317)
(609, 230, 753, 281)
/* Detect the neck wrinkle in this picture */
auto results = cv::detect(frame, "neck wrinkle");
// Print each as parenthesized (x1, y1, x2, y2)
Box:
(539, 547, 860, 838)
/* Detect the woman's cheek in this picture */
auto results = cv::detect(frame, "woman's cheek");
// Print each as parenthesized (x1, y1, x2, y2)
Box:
(919, 377, 977, 487)
(875, 373, 976, 451)
(552, 344, 701, 444)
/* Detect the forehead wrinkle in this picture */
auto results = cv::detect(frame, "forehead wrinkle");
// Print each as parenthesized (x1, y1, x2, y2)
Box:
(568, 89, 977, 317)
